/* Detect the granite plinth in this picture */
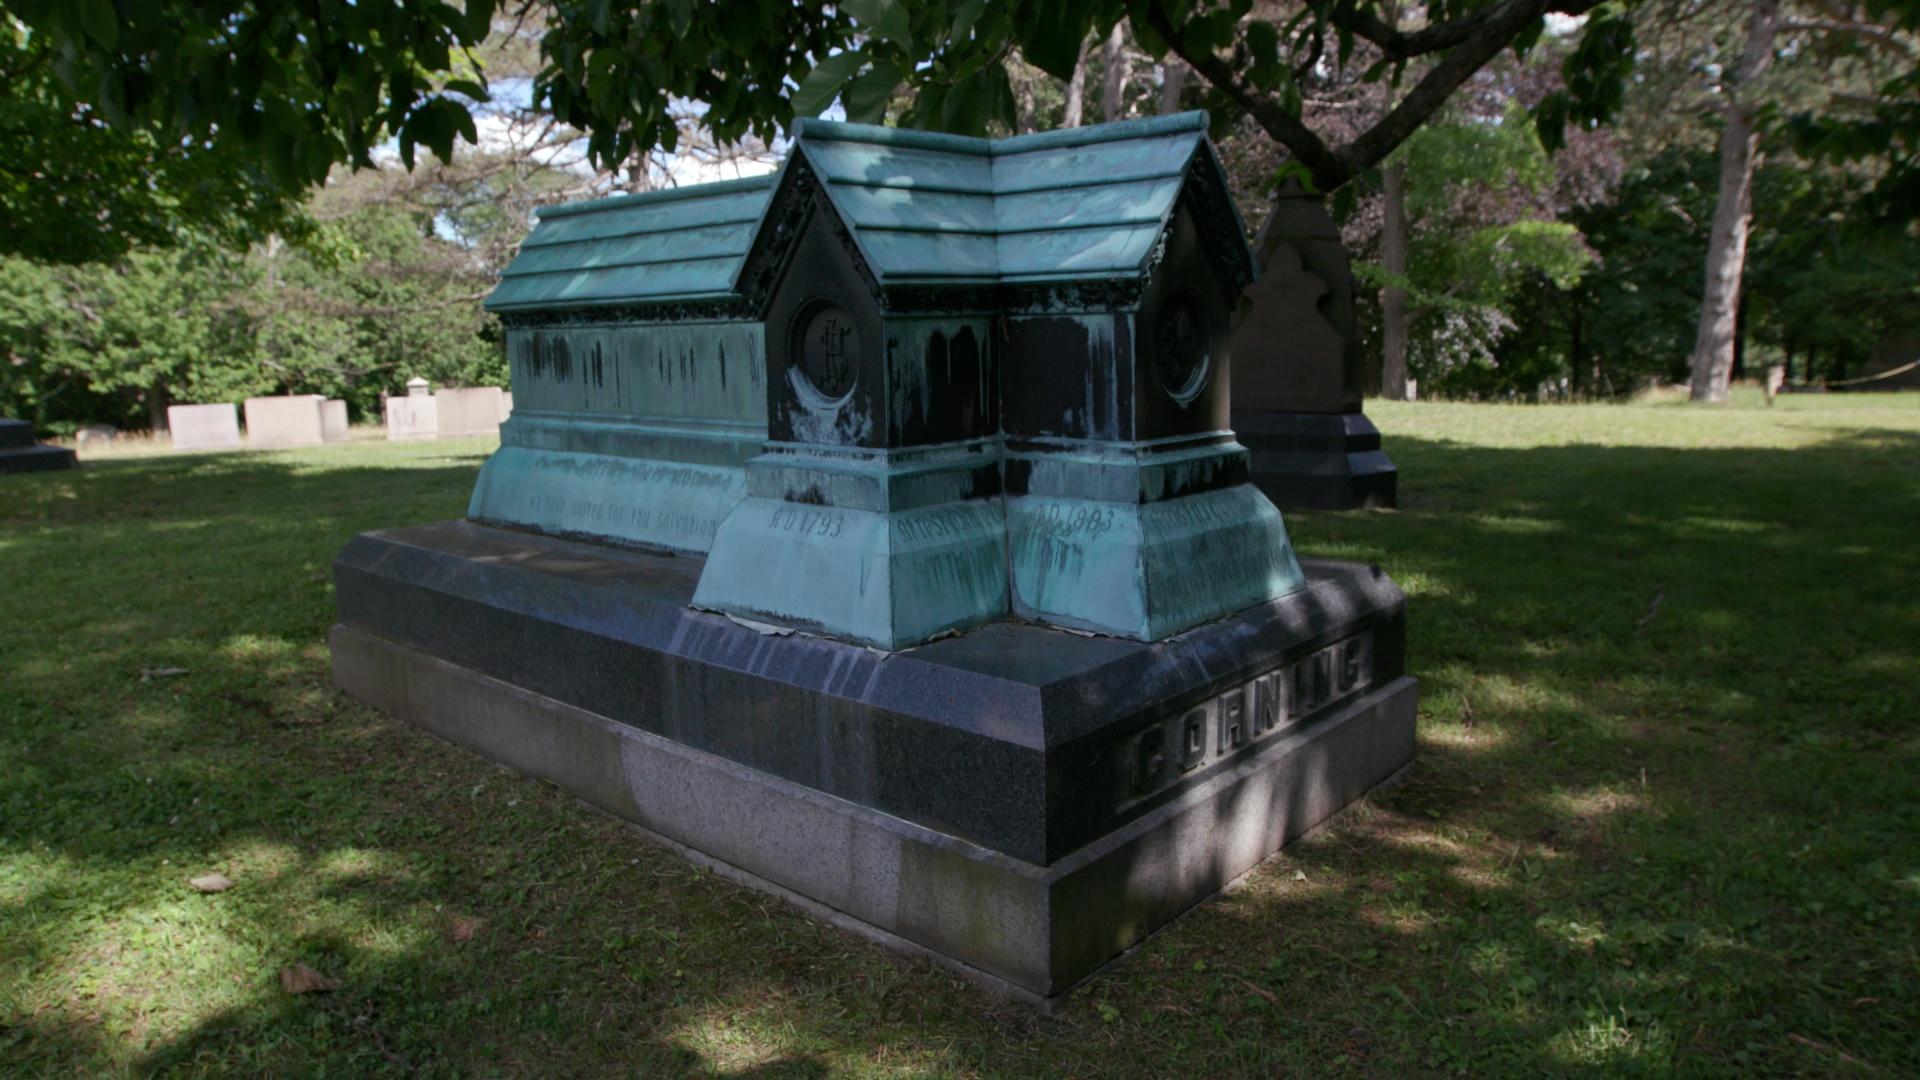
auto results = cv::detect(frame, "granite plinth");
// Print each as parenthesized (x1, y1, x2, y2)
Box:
(330, 520, 1417, 1000)
(1232, 410, 1398, 511)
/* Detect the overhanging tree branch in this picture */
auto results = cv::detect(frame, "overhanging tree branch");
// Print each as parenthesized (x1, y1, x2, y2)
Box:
(1143, 2, 1351, 190)
(1149, 0, 1585, 191)
(1330, 0, 1608, 58)
(1339, 0, 1567, 172)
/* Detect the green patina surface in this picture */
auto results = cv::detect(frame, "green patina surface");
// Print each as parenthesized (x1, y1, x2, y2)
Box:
(474, 187, 772, 553)
(1007, 485, 1305, 640)
(483, 177, 773, 311)
(690, 494, 1009, 650)
(502, 323, 766, 424)
(792, 112, 1244, 284)
(477, 113, 1292, 644)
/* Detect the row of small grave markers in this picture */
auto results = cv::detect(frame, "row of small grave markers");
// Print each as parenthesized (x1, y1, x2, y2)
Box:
(157, 383, 510, 451)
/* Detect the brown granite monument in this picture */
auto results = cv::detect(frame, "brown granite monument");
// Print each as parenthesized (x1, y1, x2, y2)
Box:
(1228, 183, 1397, 510)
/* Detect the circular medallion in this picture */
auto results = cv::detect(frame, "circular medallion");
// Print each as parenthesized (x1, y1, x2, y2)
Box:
(1154, 294, 1211, 404)
(795, 304, 860, 400)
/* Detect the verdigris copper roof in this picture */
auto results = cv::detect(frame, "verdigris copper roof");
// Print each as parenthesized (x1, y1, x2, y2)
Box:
(789, 110, 1249, 285)
(484, 175, 775, 312)
(483, 112, 1250, 313)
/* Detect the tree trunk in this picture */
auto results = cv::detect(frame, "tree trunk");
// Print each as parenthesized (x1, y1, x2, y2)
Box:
(1014, 73, 1038, 133)
(1380, 162, 1413, 401)
(1731, 287, 1748, 381)
(1569, 305, 1586, 399)
(1101, 24, 1127, 122)
(149, 379, 172, 433)
(1159, 60, 1187, 115)
(1062, 38, 1090, 128)
(1688, 0, 1780, 404)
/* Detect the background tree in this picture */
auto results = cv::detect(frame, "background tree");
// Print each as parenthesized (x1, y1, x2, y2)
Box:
(1640, 0, 1920, 402)
(538, 0, 1638, 194)
(0, 0, 501, 260)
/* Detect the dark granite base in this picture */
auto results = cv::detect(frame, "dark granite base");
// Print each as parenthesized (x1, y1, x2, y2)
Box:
(0, 443, 78, 475)
(330, 520, 1418, 999)
(1231, 409, 1397, 511)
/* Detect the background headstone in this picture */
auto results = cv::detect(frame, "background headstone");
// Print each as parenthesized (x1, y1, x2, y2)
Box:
(0, 418, 78, 474)
(166, 404, 243, 451)
(1231, 243, 1348, 412)
(320, 399, 350, 442)
(434, 386, 507, 438)
(243, 396, 327, 449)
(384, 389, 439, 440)
(1228, 182, 1398, 510)
(76, 425, 119, 449)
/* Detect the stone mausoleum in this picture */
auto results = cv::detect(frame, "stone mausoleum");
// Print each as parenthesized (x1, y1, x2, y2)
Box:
(332, 113, 1418, 1004)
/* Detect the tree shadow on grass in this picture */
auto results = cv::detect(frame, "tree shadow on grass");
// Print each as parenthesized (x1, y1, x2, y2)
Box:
(2, 428, 1917, 1075)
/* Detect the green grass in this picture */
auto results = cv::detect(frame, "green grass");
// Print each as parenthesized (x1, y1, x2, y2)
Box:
(3, 396, 1917, 1077)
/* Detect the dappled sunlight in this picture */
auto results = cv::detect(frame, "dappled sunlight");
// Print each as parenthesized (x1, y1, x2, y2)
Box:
(1549, 786, 1651, 824)
(667, 1010, 818, 1076)
(1673, 515, 1777, 535)
(1418, 718, 1515, 753)
(3, 404, 1916, 1073)
(1468, 513, 1563, 535)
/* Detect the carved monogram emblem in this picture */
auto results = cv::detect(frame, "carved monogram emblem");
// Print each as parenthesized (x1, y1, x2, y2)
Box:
(1155, 295, 1210, 403)
(797, 304, 859, 399)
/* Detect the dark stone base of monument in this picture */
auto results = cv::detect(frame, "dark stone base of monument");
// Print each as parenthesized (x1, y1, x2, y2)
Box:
(329, 520, 1416, 1003)
(0, 420, 77, 475)
(1232, 410, 1398, 512)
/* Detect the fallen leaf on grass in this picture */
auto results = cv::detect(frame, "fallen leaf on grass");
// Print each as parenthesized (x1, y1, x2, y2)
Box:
(187, 873, 233, 893)
(278, 964, 339, 994)
(140, 667, 190, 682)
(449, 916, 483, 942)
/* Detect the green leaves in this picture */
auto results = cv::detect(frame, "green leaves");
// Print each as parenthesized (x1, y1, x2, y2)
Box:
(79, 0, 117, 50)
(840, 0, 912, 46)
(8, 0, 499, 199)
(1540, 3, 1636, 152)
(1014, 0, 1105, 79)
(793, 50, 871, 118)
(397, 97, 482, 170)
(843, 62, 903, 123)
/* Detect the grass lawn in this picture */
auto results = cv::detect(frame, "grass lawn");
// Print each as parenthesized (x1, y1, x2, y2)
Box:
(3, 395, 1917, 1077)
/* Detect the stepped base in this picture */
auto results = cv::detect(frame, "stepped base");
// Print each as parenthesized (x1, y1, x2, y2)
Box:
(0, 443, 78, 475)
(329, 520, 1417, 1001)
(1232, 410, 1397, 511)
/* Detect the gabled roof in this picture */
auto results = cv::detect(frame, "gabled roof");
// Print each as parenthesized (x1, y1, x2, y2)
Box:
(484, 176, 775, 313)
(788, 111, 1252, 286)
(482, 113, 1253, 314)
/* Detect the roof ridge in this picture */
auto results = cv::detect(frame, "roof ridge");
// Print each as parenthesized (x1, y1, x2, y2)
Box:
(988, 111, 1207, 156)
(792, 117, 992, 155)
(535, 174, 777, 221)
(791, 111, 1209, 160)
